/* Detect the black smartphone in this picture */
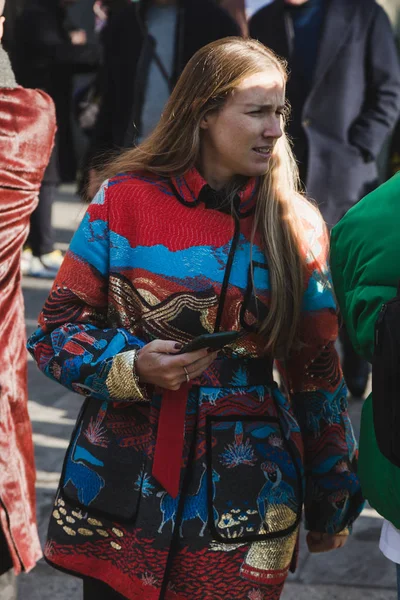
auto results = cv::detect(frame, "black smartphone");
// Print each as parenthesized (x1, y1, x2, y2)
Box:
(178, 331, 244, 354)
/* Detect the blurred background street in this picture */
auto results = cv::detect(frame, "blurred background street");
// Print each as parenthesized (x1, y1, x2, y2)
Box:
(18, 185, 397, 600)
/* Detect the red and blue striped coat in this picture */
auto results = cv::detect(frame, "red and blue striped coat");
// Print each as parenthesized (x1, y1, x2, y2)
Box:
(28, 168, 363, 600)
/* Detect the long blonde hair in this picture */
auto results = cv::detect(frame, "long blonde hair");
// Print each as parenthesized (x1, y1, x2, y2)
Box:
(98, 37, 313, 357)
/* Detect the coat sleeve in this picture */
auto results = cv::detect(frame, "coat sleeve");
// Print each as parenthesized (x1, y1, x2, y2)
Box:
(27, 180, 147, 403)
(276, 208, 364, 534)
(330, 176, 400, 361)
(349, 4, 400, 161)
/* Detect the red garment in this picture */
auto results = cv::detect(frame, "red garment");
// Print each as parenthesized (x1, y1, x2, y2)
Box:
(28, 170, 362, 599)
(0, 85, 56, 573)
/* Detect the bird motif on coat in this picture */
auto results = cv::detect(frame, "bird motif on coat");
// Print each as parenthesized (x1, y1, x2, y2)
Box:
(257, 461, 297, 526)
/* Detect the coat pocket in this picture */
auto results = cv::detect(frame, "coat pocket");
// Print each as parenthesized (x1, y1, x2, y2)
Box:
(206, 416, 303, 543)
(60, 398, 150, 522)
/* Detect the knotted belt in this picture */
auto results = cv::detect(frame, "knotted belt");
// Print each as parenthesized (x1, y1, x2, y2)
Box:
(152, 357, 274, 498)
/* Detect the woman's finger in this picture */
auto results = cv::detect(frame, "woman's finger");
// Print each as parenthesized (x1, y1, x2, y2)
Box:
(174, 347, 211, 364)
(185, 351, 219, 376)
(186, 363, 217, 381)
(144, 339, 186, 355)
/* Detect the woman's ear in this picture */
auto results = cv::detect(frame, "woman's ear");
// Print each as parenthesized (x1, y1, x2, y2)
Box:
(200, 113, 210, 130)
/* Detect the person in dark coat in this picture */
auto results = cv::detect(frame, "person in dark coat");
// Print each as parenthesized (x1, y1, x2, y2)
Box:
(0, 1, 56, 597)
(83, 0, 240, 199)
(249, 0, 400, 227)
(14, 0, 99, 277)
(249, 0, 400, 399)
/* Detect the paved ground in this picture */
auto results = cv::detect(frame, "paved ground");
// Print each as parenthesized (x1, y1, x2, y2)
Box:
(17, 185, 398, 599)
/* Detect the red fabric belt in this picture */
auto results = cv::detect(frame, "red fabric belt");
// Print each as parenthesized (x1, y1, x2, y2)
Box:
(152, 384, 189, 498)
(151, 358, 273, 497)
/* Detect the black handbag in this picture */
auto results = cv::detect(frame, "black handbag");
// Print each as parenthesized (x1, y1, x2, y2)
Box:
(372, 282, 400, 467)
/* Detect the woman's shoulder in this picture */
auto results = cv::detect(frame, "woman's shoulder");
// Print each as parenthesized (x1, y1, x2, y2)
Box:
(292, 194, 327, 263)
(98, 171, 173, 203)
(293, 194, 325, 235)
(107, 170, 168, 190)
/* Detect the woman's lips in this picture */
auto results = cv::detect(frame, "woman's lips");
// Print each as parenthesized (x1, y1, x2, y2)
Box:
(253, 147, 272, 157)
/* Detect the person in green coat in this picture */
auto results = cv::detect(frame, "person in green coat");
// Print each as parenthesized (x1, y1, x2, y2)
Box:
(330, 172, 400, 596)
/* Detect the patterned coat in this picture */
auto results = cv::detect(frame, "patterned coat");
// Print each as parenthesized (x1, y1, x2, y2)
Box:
(28, 168, 363, 600)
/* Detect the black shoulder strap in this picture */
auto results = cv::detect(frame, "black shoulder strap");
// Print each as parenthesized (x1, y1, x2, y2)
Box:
(136, 3, 174, 93)
(149, 36, 174, 93)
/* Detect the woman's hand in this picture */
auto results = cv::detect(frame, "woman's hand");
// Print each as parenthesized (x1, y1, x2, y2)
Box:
(307, 531, 348, 553)
(135, 340, 218, 391)
(69, 29, 87, 46)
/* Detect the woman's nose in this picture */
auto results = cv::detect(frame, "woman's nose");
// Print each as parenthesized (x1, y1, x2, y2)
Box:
(263, 118, 283, 139)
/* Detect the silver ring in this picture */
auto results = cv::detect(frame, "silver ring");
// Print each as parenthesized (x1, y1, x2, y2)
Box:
(183, 366, 190, 383)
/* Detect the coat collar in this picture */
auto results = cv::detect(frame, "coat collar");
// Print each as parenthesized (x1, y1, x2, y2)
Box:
(169, 167, 259, 214)
(308, 0, 359, 94)
(250, 0, 359, 97)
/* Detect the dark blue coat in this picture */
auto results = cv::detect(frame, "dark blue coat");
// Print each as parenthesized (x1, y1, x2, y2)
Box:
(250, 0, 400, 226)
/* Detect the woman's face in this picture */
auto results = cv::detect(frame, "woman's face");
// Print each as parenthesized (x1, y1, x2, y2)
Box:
(199, 70, 285, 189)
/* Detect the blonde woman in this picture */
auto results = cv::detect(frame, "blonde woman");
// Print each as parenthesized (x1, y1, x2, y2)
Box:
(28, 38, 363, 600)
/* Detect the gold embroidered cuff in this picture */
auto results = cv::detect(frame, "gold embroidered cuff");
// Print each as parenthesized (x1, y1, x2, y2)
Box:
(105, 349, 147, 401)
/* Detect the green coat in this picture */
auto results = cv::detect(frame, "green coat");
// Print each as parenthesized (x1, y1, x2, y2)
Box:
(330, 172, 400, 528)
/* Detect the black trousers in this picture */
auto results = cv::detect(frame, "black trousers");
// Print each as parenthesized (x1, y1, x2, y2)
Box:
(83, 578, 127, 599)
(0, 525, 13, 576)
(28, 143, 59, 257)
(0, 526, 16, 600)
(28, 180, 56, 257)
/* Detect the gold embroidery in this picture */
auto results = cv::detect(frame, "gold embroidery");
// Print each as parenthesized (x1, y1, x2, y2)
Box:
(264, 504, 297, 533)
(78, 528, 94, 536)
(137, 288, 160, 307)
(110, 541, 122, 551)
(96, 529, 109, 537)
(241, 525, 298, 582)
(112, 528, 124, 537)
(106, 350, 147, 401)
(240, 506, 299, 583)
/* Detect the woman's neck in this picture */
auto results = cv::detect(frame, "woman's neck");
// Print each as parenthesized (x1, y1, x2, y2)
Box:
(197, 157, 234, 191)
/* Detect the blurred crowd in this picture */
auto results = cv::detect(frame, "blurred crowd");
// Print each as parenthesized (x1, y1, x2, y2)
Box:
(2, 1, 400, 598)
(3, 0, 399, 399)
(3, 0, 400, 278)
